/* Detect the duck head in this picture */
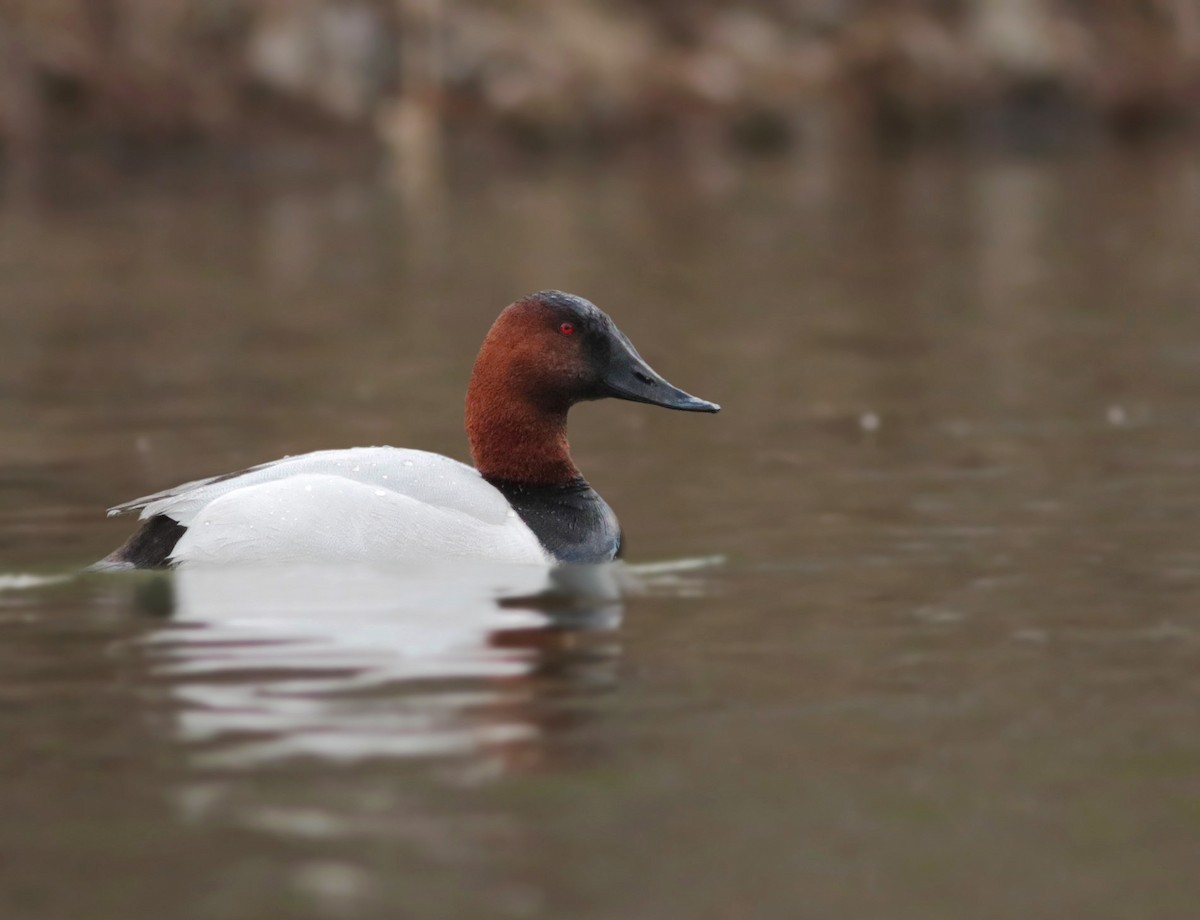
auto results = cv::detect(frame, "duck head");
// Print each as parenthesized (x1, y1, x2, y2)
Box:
(466, 290, 719, 485)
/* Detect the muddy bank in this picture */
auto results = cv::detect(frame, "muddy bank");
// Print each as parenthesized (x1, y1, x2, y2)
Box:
(2, 0, 1198, 168)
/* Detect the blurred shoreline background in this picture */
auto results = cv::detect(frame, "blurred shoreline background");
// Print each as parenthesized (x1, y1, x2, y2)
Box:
(2, 0, 1199, 181)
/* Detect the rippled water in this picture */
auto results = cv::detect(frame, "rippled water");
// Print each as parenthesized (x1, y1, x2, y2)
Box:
(3, 146, 1200, 918)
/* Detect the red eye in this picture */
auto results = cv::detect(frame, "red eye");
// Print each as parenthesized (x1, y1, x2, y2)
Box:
(559, 322, 575, 335)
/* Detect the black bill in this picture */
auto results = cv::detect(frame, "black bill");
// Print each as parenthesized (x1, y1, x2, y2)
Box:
(599, 326, 721, 413)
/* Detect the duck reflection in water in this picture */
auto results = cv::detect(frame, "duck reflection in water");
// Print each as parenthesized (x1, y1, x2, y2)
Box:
(132, 561, 626, 773)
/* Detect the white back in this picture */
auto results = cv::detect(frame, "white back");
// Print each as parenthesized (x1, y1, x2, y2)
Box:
(110, 448, 551, 566)
(111, 448, 514, 526)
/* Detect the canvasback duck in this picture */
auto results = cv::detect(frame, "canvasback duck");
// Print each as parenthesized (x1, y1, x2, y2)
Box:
(99, 291, 719, 568)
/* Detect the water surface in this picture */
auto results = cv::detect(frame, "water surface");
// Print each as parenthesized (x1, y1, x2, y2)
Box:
(2, 147, 1200, 918)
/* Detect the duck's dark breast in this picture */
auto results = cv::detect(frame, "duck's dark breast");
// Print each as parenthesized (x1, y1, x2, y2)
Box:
(487, 478, 622, 564)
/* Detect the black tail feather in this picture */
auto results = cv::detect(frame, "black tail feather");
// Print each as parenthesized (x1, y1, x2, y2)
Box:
(95, 515, 186, 570)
